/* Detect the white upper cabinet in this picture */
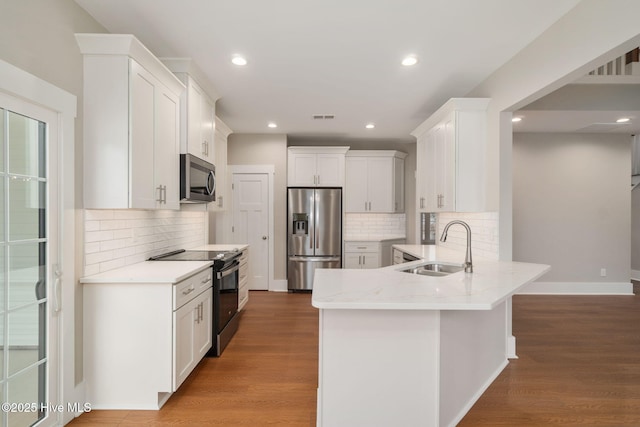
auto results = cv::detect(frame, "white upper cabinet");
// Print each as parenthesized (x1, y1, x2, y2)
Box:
(76, 34, 184, 210)
(161, 58, 219, 165)
(209, 117, 232, 212)
(412, 98, 490, 213)
(345, 150, 406, 213)
(287, 146, 349, 187)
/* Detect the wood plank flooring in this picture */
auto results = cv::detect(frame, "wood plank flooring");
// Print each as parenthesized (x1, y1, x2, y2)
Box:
(70, 283, 640, 426)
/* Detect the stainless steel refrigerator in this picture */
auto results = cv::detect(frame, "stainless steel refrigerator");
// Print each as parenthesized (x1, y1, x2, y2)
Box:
(287, 187, 342, 291)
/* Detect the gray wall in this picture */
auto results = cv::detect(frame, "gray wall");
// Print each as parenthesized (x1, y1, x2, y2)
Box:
(227, 133, 288, 280)
(633, 187, 640, 275)
(513, 133, 630, 283)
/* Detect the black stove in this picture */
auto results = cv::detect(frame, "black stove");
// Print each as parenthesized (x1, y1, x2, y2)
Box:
(149, 249, 241, 268)
(149, 248, 242, 357)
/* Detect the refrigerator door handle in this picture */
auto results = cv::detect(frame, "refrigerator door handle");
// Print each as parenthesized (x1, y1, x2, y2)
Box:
(289, 256, 342, 262)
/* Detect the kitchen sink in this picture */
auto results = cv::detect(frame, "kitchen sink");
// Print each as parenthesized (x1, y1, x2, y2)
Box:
(400, 262, 465, 277)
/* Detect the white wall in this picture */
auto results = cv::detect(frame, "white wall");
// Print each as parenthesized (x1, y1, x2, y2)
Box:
(467, 0, 640, 262)
(513, 133, 630, 286)
(633, 187, 640, 278)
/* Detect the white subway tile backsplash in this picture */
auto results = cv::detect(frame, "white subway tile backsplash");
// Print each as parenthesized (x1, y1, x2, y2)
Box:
(83, 209, 207, 275)
(344, 213, 406, 239)
(437, 212, 499, 260)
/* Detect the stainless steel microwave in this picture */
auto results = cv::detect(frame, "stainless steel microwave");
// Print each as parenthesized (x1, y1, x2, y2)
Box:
(180, 154, 216, 203)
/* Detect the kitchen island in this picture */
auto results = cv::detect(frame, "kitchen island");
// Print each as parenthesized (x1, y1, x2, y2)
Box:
(312, 246, 549, 427)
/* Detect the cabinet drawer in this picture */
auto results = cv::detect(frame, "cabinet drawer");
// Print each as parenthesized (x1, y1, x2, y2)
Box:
(344, 242, 379, 253)
(174, 268, 212, 310)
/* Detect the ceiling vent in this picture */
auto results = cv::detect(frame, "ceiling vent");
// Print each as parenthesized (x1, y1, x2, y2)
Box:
(576, 122, 630, 132)
(313, 114, 335, 120)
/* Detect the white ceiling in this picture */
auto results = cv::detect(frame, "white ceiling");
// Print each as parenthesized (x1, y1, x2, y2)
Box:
(74, 0, 584, 142)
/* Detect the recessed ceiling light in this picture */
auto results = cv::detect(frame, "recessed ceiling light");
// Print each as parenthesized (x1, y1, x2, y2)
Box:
(512, 117, 522, 123)
(267, 122, 277, 128)
(616, 117, 631, 123)
(231, 55, 247, 66)
(365, 123, 375, 129)
(401, 56, 418, 66)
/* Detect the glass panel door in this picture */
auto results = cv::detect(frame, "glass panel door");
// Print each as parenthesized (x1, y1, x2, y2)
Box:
(0, 104, 54, 427)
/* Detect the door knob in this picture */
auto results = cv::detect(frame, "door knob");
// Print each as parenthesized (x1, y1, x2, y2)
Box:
(262, 236, 268, 240)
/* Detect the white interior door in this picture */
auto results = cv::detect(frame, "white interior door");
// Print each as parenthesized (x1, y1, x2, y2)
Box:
(232, 173, 269, 290)
(0, 93, 60, 427)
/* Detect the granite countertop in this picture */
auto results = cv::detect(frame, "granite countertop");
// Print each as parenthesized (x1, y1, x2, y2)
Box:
(312, 245, 550, 311)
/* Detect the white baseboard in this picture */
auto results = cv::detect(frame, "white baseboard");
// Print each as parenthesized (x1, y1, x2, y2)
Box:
(517, 281, 634, 295)
(506, 335, 518, 359)
(269, 279, 288, 292)
(632, 270, 640, 281)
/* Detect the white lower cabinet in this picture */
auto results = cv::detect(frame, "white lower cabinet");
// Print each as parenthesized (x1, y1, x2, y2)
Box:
(82, 265, 213, 410)
(238, 248, 249, 310)
(344, 239, 405, 269)
(174, 285, 212, 389)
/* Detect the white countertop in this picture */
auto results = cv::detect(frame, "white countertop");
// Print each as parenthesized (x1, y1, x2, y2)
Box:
(80, 244, 248, 284)
(192, 243, 249, 251)
(312, 245, 550, 310)
(80, 261, 213, 284)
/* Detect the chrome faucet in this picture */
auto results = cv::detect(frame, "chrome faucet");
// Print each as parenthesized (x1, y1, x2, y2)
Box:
(440, 220, 473, 273)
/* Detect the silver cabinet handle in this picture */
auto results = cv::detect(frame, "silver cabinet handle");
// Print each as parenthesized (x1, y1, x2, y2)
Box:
(420, 197, 425, 209)
(156, 185, 163, 203)
(182, 287, 195, 296)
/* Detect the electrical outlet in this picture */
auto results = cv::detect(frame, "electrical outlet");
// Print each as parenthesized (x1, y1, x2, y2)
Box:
(600, 268, 607, 277)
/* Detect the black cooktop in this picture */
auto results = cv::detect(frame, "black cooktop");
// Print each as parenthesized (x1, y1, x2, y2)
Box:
(149, 249, 241, 268)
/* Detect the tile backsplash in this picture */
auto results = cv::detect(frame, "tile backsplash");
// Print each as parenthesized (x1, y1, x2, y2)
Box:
(344, 213, 406, 239)
(84, 209, 207, 276)
(437, 211, 499, 260)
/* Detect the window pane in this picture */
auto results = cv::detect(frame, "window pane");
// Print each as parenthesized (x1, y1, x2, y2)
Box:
(7, 112, 45, 178)
(8, 243, 45, 310)
(0, 177, 4, 243)
(7, 365, 44, 427)
(0, 108, 4, 173)
(7, 303, 43, 376)
(8, 178, 45, 241)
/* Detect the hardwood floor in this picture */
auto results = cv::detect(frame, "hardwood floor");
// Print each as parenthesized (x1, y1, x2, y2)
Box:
(70, 283, 640, 426)
(69, 291, 318, 426)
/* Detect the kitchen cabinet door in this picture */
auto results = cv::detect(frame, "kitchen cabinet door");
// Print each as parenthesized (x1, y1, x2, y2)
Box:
(393, 156, 405, 212)
(345, 151, 406, 213)
(288, 152, 318, 186)
(188, 79, 215, 164)
(209, 117, 232, 211)
(345, 157, 368, 212)
(174, 288, 212, 390)
(367, 157, 394, 212)
(154, 82, 181, 210)
(316, 153, 344, 187)
(129, 61, 157, 209)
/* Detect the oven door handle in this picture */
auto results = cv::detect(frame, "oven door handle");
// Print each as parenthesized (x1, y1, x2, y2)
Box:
(217, 262, 240, 280)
